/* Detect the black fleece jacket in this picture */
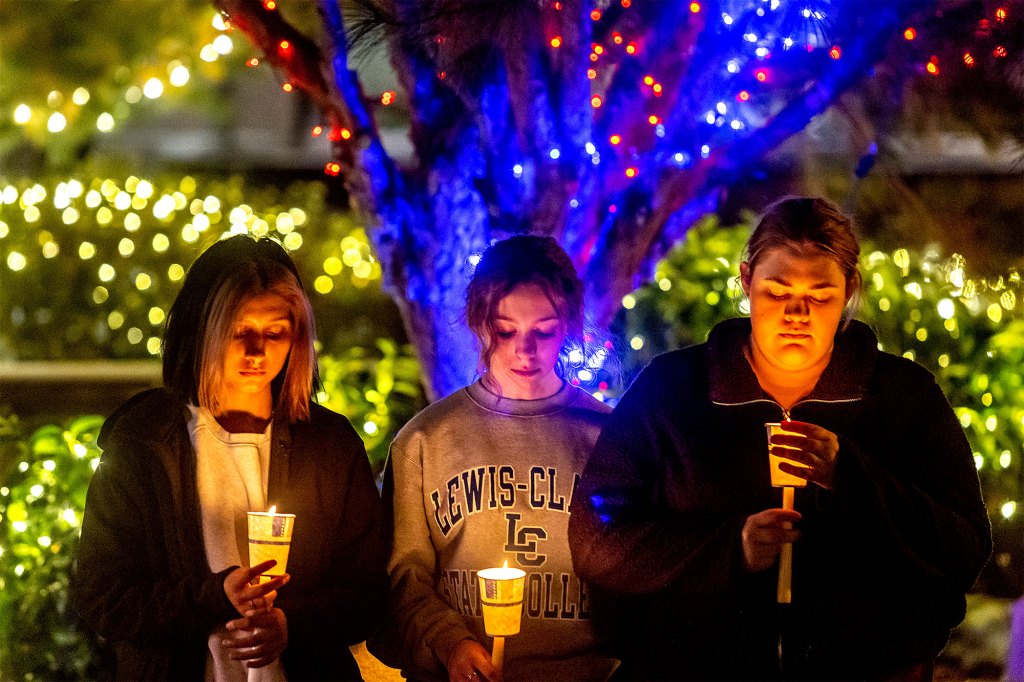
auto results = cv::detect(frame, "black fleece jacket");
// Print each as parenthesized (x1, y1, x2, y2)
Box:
(569, 319, 991, 681)
(74, 388, 388, 681)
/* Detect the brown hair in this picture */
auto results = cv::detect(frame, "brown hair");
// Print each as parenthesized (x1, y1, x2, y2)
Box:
(745, 196, 863, 321)
(465, 235, 584, 375)
(163, 235, 319, 422)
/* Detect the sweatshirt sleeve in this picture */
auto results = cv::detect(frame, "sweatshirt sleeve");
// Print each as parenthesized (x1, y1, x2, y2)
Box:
(278, 424, 389, 656)
(828, 374, 992, 591)
(569, 361, 748, 597)
(74, 438, 238, 641)
(370, 433, 477, 677)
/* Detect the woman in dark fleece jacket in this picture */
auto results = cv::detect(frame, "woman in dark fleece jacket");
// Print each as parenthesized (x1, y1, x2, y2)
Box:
(75, 235, 387, 681)
(568, 197, 991, 681)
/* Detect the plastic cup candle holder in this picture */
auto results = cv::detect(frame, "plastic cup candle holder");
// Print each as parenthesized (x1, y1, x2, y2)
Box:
(247, 505, 295, 582)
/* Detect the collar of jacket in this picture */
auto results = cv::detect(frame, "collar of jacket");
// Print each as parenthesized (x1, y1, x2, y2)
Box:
(98, 387, 295, 510)
(706, 317, 879, 407)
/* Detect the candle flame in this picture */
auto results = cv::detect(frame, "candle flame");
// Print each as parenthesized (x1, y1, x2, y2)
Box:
(268, 505, 277, 515)
(502, 559, 508, 569)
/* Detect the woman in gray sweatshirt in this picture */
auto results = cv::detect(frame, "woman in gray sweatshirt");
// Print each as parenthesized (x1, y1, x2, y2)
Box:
(369, 236, 617, 682)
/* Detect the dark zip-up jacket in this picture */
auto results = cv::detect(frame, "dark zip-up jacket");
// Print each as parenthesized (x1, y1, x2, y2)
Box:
(74, 388, 388, 680)
(568, 318, 991, 681)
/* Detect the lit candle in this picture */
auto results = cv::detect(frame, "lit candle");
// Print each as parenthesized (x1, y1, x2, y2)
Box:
(247, 504, 296, 582)
(477, 560, 526, 676)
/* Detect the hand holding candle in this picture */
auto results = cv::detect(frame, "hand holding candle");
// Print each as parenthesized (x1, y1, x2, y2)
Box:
(766, 423, 803, 604)
(477, 560, 526, 677)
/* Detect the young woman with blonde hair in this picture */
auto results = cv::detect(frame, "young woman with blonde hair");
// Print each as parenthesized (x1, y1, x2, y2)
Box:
(76, 235, 388, 680)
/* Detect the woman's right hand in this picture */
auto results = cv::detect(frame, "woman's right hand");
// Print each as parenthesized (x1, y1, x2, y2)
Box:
(447, 638, 500, 682)
(223, 560, 290, 617)
(741, 508, 802, 572)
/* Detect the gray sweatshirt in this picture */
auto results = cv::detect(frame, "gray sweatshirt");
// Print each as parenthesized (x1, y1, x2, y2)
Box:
(375, 379, 617, 681)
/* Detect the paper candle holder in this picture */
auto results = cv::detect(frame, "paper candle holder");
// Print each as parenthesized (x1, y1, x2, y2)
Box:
(247, 510, 295, 579)
(477, 566, 526, 637)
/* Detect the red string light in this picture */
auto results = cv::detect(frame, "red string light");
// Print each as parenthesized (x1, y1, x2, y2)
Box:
(324, 162, 341, 176)
(648, 115, 660, 125)
(755, 69, 768, 82)
(643, 75, 655, 86)
(689, 2, 701, 13)
(587, 68, 597, 80)
(282, 83, 293, 92)
(926, 56, 939, 75)
(963, 52, 975, 67)
(550, 36, 562, 48)
(625, 167, 638, 177)
(737, 90, 750, 101)
(311, 125, 324, 136)
(590, 9, 601, 21)
(829, 46, 842, 60)
(591, 95, 603, 108)
(609, 134, 622, 145)
(247, 57, 260, 67)
(263, 0, 276, 9)
(904, 27, 917, 41)
(626, 42, 638, 55)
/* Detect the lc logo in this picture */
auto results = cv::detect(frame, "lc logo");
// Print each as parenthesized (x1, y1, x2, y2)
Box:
(503, 512, 547, 566)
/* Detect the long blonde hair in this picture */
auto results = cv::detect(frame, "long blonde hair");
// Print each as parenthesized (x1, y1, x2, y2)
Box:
(163, 236, 319, 422)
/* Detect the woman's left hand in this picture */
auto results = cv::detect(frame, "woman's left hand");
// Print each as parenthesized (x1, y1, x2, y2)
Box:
(222, 607, 288, 668)
(771, 420, 840, 489)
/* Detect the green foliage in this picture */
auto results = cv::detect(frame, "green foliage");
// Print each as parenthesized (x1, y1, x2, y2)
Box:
(620, 215, 1024, 518)
(0, 414, 105, 681)
(0, 174, 401, 361)
(319, 340, 427, 474)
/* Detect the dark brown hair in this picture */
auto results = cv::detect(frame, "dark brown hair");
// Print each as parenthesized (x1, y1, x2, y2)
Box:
(465, 235, 584, 375)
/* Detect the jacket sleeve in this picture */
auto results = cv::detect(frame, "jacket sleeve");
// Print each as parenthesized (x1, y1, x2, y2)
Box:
(369, 433, 476, 677)
(568, 361, 748, 597)
(829, 373, 992, 591)
(277, 424, 389, 656)
(74, 437, 238, 642)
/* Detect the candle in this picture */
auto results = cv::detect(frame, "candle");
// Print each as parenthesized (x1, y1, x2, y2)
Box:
(776, 486, 795, 604)
(477, 560, 526, 676)
(247, 504, 295, 582)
